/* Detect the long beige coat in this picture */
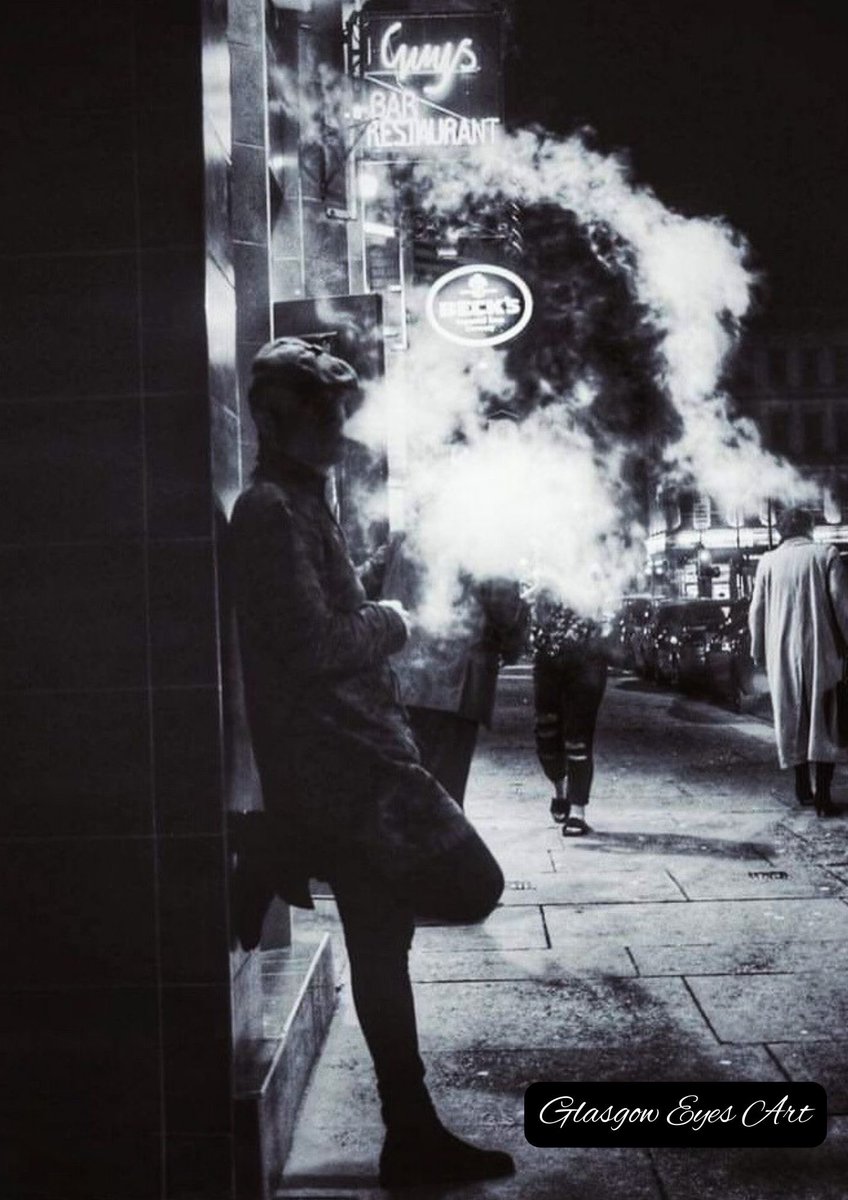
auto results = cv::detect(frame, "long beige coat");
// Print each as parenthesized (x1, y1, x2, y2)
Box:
(749, 537, 848, 767)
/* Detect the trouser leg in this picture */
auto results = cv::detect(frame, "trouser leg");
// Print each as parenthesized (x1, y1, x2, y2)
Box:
(814, 761, 835, 802)
(794, 762, 813, 802)
(329, 864, 431, 1129)
(562, 658, 608, 808)
(533, 658, 565, 785)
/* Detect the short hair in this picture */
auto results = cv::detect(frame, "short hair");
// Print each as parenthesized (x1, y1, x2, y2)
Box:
(776, 504, 814, 541)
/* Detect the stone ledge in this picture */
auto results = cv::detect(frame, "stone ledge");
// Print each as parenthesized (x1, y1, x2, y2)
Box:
(235, 932, 336, 1200)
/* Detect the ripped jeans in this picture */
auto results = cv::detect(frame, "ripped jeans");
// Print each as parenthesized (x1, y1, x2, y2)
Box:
(533, 652, 608, 806)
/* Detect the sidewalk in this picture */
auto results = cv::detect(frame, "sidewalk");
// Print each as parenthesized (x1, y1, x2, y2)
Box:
(277, 670, 848, 1199)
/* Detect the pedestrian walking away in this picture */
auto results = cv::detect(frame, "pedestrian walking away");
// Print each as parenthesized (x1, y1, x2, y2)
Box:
(749, 503, 848, 816)
(228, 337, 515, 1189)
(531, 590, 610, 836)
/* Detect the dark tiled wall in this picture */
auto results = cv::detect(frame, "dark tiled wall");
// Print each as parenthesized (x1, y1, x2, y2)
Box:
(0, 1, 239, 1197)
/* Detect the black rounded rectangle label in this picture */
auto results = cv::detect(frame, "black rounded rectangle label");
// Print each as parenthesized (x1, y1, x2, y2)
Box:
(524, 1082, 828, 1148)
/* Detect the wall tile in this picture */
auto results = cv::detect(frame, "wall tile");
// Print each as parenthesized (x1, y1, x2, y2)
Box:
(140, 248, 208, 394)
(0, 987, 160, 1132)
(234, 243, 270, 344)
(0, 254, 140, 400)
(0, 397, 143, 544)
(1, 112, 136, 255)
(232, 143, 268, 245)
(137, 104, 205, 249)
(0, 690, 152, 838)
(148, 539, 219, 687)
(228, 0, 264, 48)
(162, 986, 232, 1132)
(206, 257, 238, 406)
(230, 44, 265, 147)
(153, 687, 223, 835)
(0, 542, 147, 690)
(0, 840, 157, 987)
(204, 120, 234, 284)
(2, 1132, 162, 1200)
(134, 0, 203, 110)
(146, 394, 213, 539)
(158, 837, 230, 984)
(211, 403, 241, 513)
(0, 5, 134, 115)
(166, 1134, 233, 1200)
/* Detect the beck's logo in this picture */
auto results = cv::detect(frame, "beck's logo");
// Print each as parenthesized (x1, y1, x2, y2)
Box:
(426, 265, 534, 347)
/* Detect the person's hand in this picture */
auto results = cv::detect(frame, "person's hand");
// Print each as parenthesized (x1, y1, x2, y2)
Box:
(380, 598, 413, 636)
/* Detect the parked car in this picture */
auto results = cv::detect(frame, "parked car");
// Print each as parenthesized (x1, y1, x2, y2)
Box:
(704, 598, 756, 710)
(655, 599, 734, 690)
(608, 595, 655, 670)
(630, 599, 665, 677)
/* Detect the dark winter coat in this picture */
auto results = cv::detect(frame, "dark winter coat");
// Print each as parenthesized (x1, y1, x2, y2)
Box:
(229, 458, 473, 898)
(379, 539, 529, 727)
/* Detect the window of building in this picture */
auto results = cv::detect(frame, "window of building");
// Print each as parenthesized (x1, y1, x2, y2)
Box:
(767, 348, 787, 387)
(801, 348, 820, 389)
(835, 406, 848, 454)
(804, 409, 825, 457)
(769, 407, 790, 452)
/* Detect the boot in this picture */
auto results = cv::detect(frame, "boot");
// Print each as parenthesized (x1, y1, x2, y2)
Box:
(379, 1088, 514, 1188)
(379, 1123, 514, 1189)
(794, 763, 814, 807)
(814, 762, 837, 817)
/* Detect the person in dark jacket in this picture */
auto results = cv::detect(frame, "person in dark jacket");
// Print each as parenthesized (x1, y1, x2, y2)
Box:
(229, 337, 513, 1189)
(531, 591, 609, 836)
(369, 538, 529, 806)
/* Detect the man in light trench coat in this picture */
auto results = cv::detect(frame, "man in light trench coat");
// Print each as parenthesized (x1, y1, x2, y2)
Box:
(749, 505, 848, 814)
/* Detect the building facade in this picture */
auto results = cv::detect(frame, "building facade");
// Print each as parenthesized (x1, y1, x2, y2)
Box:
(646, 313, 848, 599)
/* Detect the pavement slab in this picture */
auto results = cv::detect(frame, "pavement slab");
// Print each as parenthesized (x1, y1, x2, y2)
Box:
(408, 944, 637, 982)
(685, 971, 848, 1043)
(653, 1116, 848, 1200)
(768, 1042, 848, 1114)
(411, 905, 548, 953)
(543, 897, 848, 946)
(630, 937, 848, 977)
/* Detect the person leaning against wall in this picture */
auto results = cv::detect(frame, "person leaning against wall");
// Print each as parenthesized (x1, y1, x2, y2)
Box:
(228, 337, 514, 1189)
(749, 504, 848, 815)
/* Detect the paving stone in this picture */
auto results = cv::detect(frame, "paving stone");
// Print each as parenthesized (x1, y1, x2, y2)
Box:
(408, 944, 637, 982)
(653, 1116, 848, 1200)
(768, 1042, 848, 1114)
(411, 905, 548, 953)
(686, 972, 848, 1043)
(631, 938, 848, 977)
(408, 976, 711, 1052)
(657, 857, 840, 901)
(544, 897, 848, 947)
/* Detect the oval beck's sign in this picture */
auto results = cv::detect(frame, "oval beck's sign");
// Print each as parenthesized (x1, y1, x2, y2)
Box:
(426, 265, 533, 347)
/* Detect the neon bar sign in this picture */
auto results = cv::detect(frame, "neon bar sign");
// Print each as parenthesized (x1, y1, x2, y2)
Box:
(376, 20, 479, 102)
(360, 12, 502, 157)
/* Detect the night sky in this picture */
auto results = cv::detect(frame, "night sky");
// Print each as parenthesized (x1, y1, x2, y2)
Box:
(504, 0, 848, 318)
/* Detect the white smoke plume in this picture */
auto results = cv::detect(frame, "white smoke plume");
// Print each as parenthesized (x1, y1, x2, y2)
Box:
(346, 127, 816, 627)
